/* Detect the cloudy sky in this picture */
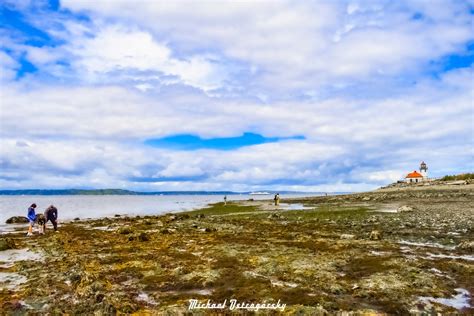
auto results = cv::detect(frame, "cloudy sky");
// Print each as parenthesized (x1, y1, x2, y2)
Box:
(0, 0, 473, 192)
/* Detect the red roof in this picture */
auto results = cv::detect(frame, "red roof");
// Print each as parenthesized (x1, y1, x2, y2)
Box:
(406, 171, 423, 178)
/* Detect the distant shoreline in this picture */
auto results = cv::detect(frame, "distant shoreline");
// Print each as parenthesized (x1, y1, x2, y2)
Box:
(0, 189, 339, 196)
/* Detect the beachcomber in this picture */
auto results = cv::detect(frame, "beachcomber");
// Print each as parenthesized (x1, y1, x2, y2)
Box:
(26, 203, 37, 236)
(274, 193, 280, 206)
(44, 205, 59, 232)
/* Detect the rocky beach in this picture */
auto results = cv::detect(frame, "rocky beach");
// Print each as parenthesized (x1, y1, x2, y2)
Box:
(0, 184, 473, 315)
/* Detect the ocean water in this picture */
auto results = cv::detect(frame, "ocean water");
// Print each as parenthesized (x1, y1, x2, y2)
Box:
(0, 193, 315, 229)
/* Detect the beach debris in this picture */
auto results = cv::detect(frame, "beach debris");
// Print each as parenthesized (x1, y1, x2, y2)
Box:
(369, 230, 383, 240)
(200, 227, 216, 233)
(267, 213, 285, 219)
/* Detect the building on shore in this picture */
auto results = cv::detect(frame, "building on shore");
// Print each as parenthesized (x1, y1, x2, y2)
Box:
(405, 161, 429, 183)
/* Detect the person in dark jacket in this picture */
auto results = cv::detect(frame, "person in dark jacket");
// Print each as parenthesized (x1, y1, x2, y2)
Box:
(44, 205, 58, 232)
(27, 203, 37, 236)
(274, 193, 280, 206)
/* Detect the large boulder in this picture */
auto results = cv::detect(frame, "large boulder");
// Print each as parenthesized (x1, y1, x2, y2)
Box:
(6, 216, 29, 224)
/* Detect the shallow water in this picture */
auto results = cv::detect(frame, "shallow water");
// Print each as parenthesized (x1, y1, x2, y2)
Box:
(426, 253, 474, 262)
(0, 194, 316, 231)
(419, 288, 471, 309)
(0, 272, 27, 290)
(0, 223, 27, 235)
(279, 203, 313, 210)
(398, 240, 455, 250)
(0, 249, 44, 268)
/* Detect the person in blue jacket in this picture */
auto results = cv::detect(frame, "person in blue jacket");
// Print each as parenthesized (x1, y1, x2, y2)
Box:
(27, 203, 37, 236)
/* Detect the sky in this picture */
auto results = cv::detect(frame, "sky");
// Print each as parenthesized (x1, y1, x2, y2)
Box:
(0, 0, 473, 192)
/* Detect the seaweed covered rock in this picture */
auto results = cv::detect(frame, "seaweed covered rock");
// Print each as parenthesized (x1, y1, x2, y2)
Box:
(117, 226, 133, 234)
(128, 232, 150, 242)
(0, 237, 15, 251)
(398, 205, 414, 212)
(369, 230, 383, 240)
(456, 240, 474, 252)
(6, 216, 28, 224)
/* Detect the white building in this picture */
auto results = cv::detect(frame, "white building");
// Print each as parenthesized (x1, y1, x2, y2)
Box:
(405, 161, 429, 183)
(419, 161, 428, 179)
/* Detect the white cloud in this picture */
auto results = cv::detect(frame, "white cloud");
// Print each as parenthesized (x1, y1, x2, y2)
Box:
(59, 25, 227, 91)
(60, 0, 473, 92)
(3, 65, 469, 144)
(0, 1, 472, 191)
(1, 65, 472, 190)
(0, 51, 19, 82)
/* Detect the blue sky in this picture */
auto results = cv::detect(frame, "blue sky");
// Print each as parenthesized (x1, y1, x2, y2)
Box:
(145, 133, 305, 150)
(0, 0, 473, 192)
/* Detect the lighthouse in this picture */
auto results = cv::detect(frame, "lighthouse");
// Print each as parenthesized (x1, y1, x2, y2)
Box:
(419, 161, 428, 179)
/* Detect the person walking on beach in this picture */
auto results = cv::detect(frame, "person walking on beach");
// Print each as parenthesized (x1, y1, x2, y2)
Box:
(26, 203, 37, 236)
(224, 195, 227, 206)
(44, 205, 58, 232)
(274, 193, 280, 206)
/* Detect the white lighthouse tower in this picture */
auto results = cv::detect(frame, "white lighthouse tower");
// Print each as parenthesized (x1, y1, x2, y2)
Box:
(419, 161, 428, 180)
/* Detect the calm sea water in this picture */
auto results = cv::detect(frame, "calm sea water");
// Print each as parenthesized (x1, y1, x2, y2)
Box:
(0, 193, 316, 229)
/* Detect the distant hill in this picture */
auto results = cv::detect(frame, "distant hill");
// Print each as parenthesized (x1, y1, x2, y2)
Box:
(0, 189, 324, 196)
(0, 189, 238, 195)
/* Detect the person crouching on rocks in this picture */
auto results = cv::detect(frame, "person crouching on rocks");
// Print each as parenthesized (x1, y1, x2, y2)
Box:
(44, 205, 58, 232)
(36, 213, 46, 234)
(26, 203, 37, 236)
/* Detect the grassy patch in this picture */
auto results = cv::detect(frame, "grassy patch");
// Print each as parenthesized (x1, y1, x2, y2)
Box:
(184, 203, 258, 216)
